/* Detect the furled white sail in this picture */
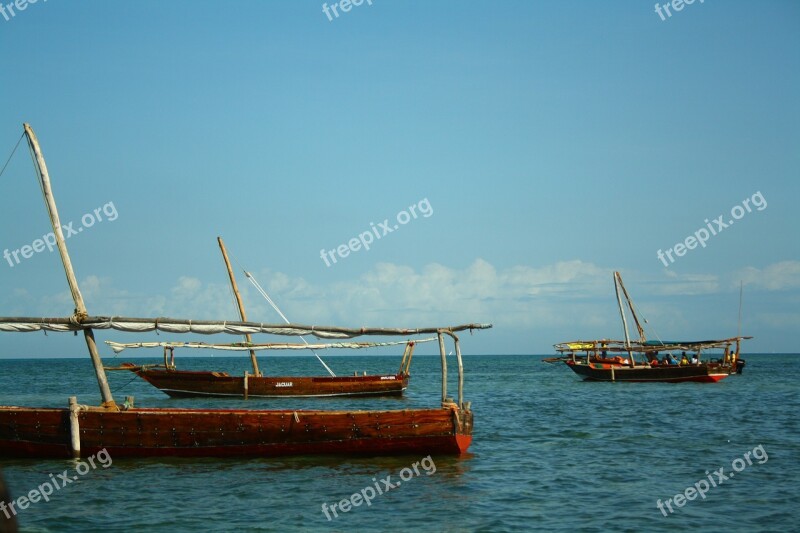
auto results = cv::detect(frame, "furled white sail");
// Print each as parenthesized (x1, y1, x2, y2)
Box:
(105, 337, 437, 354)
(0, 316, 491, 338)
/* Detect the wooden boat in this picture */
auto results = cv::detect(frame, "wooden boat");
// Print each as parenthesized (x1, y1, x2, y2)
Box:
(111, 237, 419, 399)
(110, 337, 420, 398)
(553, 338, 747, 383)
(0, 123, 490, 459)
(122, 367, 411, 398)
(0, 319, 484, 458)
(0, 404, 473, 458)
(550, 272, 750, 383)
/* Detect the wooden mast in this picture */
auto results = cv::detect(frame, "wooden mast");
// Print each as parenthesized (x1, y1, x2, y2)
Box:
(217, 237, 260, 376)
(23, 123, 117, 409)
(615, 272, 646, 343)
(613, 272, 633, 364)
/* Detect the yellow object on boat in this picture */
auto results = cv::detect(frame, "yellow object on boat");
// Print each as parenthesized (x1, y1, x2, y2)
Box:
(567, 343, 595, 350)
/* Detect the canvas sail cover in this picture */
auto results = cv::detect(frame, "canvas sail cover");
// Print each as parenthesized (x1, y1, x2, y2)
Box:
(0, 316, 491, 339)
(105, 337, 437, 353)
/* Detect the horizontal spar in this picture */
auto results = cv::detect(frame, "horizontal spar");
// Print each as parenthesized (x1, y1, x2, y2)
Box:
(0, 316, 492, 339)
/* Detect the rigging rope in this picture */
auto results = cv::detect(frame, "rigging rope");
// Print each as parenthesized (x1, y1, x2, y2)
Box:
(626, 295, 675, 356)
(231, 255, 336, 377)
(0, 132, 25, 180)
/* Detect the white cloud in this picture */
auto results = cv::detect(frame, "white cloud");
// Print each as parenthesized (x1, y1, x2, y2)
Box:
(5, 259, 798, 354)
(251, 259, 616, 330)
(41, 259, 615, 331)
(736, 261, 800, 291)
(651, 273, 720, 296)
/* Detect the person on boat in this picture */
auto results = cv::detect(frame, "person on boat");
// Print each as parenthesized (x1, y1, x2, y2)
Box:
(691, 354, 699, 365)
(650, 357, 659, 366)
(668, 354, 679, 365)
(680, 353, 689, 366)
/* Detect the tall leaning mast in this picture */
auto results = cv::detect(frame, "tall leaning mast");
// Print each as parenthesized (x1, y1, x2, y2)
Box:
(23, 123, 117, 409)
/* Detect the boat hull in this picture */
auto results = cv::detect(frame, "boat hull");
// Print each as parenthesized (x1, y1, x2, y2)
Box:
(564, 361, 730, 383)
(126, 365, 409, 398)
(0, 405, 472, 459)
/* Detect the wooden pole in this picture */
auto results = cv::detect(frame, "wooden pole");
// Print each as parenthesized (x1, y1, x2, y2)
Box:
(452, 335, 464, 408)
(738, 281, 743, 339)
(398, 343, 408, 374)
(68, 396, 81, 458)
(403, 342, 415, 375)
(23, 124, 116, 409)
(0, 316, 492, 337)
(437, 332, 447, 404)
(398, 341, 416, 375)
(217, 237, 260, 376)
(613, 272, 632, 363)
(616, 272, 646, 343)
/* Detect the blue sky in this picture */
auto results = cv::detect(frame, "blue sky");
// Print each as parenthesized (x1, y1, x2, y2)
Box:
(1, 1, 798, 357)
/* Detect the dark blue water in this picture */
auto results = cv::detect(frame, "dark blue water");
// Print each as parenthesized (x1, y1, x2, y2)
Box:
(1, 354, 798, 532)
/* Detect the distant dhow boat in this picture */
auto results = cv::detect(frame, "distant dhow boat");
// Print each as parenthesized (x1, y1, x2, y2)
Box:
(0, 123, 491, 459)
(550, 272, 750, 383)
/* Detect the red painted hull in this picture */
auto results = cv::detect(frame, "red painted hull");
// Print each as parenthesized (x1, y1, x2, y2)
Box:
(0, 405, 472, 459)
(127, 366, 409, 398)
(565, 361, 731, 383)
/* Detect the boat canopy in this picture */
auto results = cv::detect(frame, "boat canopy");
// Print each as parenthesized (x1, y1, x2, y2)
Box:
(554, 337, 751, 353)
(641, 339, 749, 347)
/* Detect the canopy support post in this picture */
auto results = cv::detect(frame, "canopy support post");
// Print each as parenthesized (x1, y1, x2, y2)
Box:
(398, 341, 416, 375)
(437, 332, 447, 404)
(452, 334, 464, 408)
(68, 396, 81, 458)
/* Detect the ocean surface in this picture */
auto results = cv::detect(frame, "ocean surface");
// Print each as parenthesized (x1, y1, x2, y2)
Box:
(1, 353, 798, 532)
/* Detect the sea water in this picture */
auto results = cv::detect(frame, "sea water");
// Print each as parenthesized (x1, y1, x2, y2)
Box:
(1, 354, 797, 532)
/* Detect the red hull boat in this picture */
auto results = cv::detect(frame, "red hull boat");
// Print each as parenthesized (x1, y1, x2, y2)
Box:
(109, 336, 421, 399)
(123, 365, 410, 398)
(0, 123, 489, 459)
(563, 358, 731, 383)
(0, 404, 472, 459)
